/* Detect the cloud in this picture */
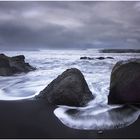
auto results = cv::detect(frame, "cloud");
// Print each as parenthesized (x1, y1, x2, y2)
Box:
(0, 1, 140, 50)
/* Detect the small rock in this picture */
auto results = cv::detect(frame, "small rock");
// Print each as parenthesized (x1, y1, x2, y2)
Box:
(106, 57, 114, 59)
(96, 57, 105, 60)
(98, 130, 103, 134)
(80, 57, 94, 60)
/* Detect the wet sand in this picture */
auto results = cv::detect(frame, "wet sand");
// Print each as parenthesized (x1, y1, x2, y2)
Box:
(0, 99, 140, 139)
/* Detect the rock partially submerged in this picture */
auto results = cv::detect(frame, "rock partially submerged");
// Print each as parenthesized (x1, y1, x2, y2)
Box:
(80, 56, 114, 60)
(37, 68, 94, 107)
(106, 57, 114, 59)
(108, 58, 140, 104)
(0, 54, 36, 76)
(80, 57, 94, 60)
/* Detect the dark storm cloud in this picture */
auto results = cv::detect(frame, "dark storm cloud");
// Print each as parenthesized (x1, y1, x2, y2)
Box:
(0, 1, 140, 50)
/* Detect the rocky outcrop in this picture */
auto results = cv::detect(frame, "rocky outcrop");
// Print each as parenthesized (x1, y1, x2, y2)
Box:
(108, 59, 140, 104)
(80, 57, 94, 60)
(0, 54, 36, 76)
(100, 49, 140, 53)
(80, 56, 114, 60)
(37, 68, 94, 107)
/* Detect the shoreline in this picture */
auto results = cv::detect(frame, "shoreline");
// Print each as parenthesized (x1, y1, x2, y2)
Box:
(0, 99, 140, 138)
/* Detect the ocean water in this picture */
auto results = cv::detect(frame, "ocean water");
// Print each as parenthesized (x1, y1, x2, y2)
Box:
(0, 49, 140, 130)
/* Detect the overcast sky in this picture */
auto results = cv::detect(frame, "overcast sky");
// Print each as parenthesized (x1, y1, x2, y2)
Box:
(0, 1, 140, 50)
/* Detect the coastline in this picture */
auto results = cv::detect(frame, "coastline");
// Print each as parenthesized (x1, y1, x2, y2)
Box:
(0, 99, 140, 139)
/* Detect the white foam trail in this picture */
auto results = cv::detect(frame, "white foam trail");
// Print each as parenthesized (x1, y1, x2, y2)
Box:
(54, 105, 140, 130)
(0, 89, 33, 100)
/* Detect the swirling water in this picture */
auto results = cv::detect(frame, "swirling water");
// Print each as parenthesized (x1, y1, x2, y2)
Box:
(0, 49, 140, 130)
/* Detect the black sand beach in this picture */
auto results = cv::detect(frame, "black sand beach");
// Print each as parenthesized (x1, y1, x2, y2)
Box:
(1, 1, 140, 138)
(0, 99, 140, 139)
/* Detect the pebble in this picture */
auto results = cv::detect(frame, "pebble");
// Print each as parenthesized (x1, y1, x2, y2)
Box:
(98, 130, 103, 134)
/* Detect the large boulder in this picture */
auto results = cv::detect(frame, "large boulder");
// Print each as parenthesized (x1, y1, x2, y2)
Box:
(37, 68, 94, 106)
(108, 59, 140, 104)
(0, 54, 36, 76)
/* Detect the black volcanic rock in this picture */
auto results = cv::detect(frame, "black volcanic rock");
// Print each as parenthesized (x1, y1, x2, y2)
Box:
(106, 57, 114, 59)
(37, 68, 94, 107)
(96, 57, 105, 60)
(0, 54, 36, 76)
(80, 56, 114, 60)
(0, 54, 13, 76)
(108, 59, 140, 104)
(80, 57, 94, 60)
